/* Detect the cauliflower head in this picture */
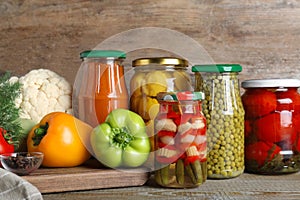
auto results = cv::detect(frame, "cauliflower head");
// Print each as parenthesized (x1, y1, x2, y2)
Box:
(12, 69, 72, 122)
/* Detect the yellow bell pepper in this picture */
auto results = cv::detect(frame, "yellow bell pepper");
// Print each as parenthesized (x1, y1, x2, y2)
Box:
(27, 112, 91, 167)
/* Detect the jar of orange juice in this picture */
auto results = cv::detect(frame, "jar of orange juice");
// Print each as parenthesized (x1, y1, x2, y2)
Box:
(73, 50, 129, 127)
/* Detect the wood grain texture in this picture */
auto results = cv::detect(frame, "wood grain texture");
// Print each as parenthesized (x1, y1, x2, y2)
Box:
(42, 172, 300, 200)
(1, 0, 300, 84)
(22, 160, 149, 193)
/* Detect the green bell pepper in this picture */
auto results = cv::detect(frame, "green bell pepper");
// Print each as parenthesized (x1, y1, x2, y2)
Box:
(90, 109, 151, 168)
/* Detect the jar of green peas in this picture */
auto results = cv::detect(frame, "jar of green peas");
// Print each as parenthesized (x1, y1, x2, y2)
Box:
(192, 64, 245, 179)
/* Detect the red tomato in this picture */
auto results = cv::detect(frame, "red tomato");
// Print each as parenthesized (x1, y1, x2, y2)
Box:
(242, 89, 277, 119)
(276, 88, 300, 114)
(245, 141, 281, 167)
(244, 120, 252, 138)
(293, 113, 300, 152)
(254, 112, 297, 144)
(297, 137, 300, 152)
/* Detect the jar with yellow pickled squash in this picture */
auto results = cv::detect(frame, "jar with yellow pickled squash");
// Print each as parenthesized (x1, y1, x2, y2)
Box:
(130, 57, 192, 123)
(130, 57, 193, 166)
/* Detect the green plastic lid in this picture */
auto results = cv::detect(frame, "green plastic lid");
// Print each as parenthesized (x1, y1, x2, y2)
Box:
(80, 50, 126, 59)
(157, 91, 205, 101)
(192, 64, 242, 73)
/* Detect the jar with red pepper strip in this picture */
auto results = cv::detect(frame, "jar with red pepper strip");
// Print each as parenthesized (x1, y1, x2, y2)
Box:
(154, 91, 207, 188)
(242, 79, 300, 174)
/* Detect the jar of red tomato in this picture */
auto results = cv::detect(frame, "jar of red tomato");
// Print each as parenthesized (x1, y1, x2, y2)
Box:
(242, 79, 300, 174)
(154, 91, 207, 188)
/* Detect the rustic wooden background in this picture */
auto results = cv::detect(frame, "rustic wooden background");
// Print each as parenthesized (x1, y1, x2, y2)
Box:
(1, 0, 300, 85)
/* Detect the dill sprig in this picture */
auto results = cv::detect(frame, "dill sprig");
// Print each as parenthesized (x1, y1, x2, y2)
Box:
(0, 72, 23, 147)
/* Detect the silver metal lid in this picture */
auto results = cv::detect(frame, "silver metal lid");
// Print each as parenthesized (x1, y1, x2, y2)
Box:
(242, 79, 300, 88)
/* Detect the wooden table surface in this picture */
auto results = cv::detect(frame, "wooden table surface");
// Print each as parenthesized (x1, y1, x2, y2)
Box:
(42, 172, 300, 200)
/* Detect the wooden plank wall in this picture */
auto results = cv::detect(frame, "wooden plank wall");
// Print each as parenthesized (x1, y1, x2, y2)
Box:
(1, 0, 300, 85)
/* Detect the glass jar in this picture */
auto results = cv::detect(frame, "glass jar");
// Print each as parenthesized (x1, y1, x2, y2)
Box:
(130, 57, 193, 169)
(130, 57, 192, 124)
(242, 79, 300, 174)
(154, 91, 207, 188)
(192, 64, 245, 179)
(73, 50, 129, 127)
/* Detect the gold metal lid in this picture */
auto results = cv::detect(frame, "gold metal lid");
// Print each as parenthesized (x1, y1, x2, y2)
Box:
(132, 57, 188, 67)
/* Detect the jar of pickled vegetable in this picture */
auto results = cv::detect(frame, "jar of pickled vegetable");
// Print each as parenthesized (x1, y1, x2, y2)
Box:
(131, 57, 193, 170)
(154, 91, 207, 188)
(242, 79, 300, 174)
(192, 64, 245, 179)
(73, 50, 129, 127)
(130, 57, 192, 124)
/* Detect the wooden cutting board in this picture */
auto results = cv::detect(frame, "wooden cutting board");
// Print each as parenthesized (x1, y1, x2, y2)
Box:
(22, 159, 150, 193)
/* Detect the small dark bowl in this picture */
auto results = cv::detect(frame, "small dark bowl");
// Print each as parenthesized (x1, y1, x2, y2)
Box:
(0, 152, 44, 176)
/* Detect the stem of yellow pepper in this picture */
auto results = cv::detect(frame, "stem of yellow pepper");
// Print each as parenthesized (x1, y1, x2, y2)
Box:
(32, 123, 49, 146)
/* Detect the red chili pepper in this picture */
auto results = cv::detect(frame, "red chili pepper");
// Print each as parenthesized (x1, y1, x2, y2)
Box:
(197, 141, 207, 152)
(173, 114, 193, 126)
(0, 128, 14, 167)
(179, 152, 187, 159)
(155, 110, 180, 122)
(184, 155, 200, 165)
(192, 127, 206, 136)
(157, 130, 176, 138)
(167, 111, 180, 120)
(184, 155, 207, 165)
(158, 141, 167, 148)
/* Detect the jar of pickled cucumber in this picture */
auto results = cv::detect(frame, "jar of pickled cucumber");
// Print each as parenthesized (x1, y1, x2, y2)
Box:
(242, 79, 300, 174)
(192, 64, 245, 179)
(154, 91, 207, 188)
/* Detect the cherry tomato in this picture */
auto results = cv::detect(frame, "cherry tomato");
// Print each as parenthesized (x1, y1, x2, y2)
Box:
(242, 89, 277, 119)
(254, 112, 297, 144)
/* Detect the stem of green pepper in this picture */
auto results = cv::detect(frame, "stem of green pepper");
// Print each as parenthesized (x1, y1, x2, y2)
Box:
(32, 123, 49, 146)
(112, 127, 134, 149)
